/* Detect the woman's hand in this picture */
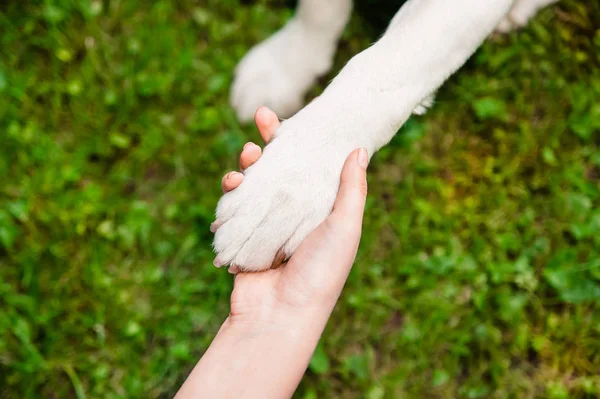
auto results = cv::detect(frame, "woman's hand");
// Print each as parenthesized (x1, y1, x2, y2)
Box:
(218, 106, 369, 329)
(175, 106, 368, 399)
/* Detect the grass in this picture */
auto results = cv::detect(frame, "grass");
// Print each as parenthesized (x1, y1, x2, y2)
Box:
(0, 0, 599, 397)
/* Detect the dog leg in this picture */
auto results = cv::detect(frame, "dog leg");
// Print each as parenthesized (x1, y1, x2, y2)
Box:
(230, 0, 353, 122)
(214, 0, 514, 271)
(385, 5, 441, 116)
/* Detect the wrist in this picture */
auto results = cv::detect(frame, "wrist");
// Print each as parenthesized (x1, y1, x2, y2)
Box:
(226, 297, 334, 339)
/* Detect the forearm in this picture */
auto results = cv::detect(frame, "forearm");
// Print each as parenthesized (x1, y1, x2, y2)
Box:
(175, 306, 333, 399)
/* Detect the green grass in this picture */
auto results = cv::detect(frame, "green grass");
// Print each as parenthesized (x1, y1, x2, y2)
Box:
(1, 0, 599, 397)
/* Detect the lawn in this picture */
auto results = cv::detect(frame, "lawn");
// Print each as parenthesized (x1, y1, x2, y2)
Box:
(1, 0, 599, 398)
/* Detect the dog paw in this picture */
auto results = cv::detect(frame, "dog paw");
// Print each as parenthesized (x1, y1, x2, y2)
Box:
(230, 22, 336, 122)
(212, 120, 344, 272)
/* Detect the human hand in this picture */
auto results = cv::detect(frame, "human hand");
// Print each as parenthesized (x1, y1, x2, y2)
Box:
(175, 108, 369, 399)
(214, 106, 369, 330)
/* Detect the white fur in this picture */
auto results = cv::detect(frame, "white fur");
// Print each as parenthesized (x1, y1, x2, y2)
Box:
(230, 0, 352, 122)
(216, 0, 559, 271)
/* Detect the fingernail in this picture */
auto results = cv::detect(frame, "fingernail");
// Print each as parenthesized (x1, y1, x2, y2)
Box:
(357, 148, 369, 169)
(243, 142, 254, 150)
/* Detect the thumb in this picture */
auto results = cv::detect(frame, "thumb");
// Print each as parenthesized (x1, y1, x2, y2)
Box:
(328, 148, 369, 232)
(281, 148, 369, 299)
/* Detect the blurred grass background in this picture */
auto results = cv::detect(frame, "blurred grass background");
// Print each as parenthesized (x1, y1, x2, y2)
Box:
(1, 0, 599, 397)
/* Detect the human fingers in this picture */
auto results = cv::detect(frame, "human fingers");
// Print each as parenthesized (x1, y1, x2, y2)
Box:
(221, 171, 244, 193)
(239, 142, 262, 170)
(327, 148, 369, 234)
(254, 106, 280, 144)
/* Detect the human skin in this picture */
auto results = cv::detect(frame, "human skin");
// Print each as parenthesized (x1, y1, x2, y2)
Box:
(175, 107, 369, 398)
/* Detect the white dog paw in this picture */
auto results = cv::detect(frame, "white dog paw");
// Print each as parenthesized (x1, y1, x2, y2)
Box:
(212, 121, 343, 272)
(230, 21, 336, 122)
